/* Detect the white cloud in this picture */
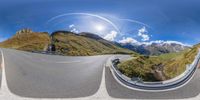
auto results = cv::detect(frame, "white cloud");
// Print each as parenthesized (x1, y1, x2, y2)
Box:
(71, 28, 79, 33)
(119, 37, 138, 44)
(103, 30, 117, 41)
(162, 40, 191, 46)
(138, 26, 150, 41)
(69, 24, 79, 33)
(141, 40, 191, 47)
(118, 37, 190, 47)
(69, 24, 75, 28)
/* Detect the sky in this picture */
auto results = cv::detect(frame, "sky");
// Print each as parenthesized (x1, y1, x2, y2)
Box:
(0, 0, 200, 45)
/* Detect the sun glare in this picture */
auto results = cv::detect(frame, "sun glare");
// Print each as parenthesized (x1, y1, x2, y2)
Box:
(95, 24, 105, 31)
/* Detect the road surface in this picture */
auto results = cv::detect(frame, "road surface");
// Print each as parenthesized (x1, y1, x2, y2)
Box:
(1, 48, 111, 98)
(0, 48, 200, 99)
(106, 67, 200, 99)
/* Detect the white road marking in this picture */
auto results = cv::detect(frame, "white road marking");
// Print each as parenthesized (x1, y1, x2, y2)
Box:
(90, 64, 111, 99)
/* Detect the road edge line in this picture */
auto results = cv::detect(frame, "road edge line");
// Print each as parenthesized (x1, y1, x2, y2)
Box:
(0, 49, 13, 95)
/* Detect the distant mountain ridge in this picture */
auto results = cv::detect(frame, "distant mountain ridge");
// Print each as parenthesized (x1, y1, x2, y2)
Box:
(119, 42, 190, 55)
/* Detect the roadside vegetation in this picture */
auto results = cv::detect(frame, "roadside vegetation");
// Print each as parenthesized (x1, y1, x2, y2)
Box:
(118, 46, 199, 82)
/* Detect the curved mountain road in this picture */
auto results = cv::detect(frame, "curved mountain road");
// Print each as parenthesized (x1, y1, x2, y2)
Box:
(1, 48, 112, 98)
(0, 48, 200, 100)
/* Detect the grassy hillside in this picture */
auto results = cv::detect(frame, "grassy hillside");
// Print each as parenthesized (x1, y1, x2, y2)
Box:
(51, 31, 135, 56)
(0, 29, 136, 56)
(118, 55, 163, 81)
(163, 45, 199, 78)
(0, 29, 51, 51)
(118, 46, 198, 81)
(158, 51, 187, 60)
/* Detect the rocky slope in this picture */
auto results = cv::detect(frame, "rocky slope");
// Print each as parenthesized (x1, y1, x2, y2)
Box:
(51, 31, 135, 56)
(0, 29, 51, 51)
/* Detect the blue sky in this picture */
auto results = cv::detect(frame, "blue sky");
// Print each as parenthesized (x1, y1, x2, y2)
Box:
(0, 0, 200, 45)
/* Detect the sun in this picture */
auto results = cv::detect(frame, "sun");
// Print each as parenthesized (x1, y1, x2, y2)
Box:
(95, 24, 105, 31)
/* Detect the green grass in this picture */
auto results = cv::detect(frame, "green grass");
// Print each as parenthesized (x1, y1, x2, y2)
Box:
(52, 32, 135, 56)
(118, 55, 163, 81)
(158, 51, 186, 60)
(163, 47, 197, 78)
(118, 47, 199, 81)
(0, 32, 51, 51)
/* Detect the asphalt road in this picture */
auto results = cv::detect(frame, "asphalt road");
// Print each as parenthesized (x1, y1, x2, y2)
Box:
(1, 48, 200, 99)
(1, 48, 111, 98)
(106, 66, 200, 99)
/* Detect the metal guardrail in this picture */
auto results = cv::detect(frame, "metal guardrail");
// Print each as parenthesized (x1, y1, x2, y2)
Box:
(110, 49, 200, 90)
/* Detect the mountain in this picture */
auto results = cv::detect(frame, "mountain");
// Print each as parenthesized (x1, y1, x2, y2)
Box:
(51, 31, 135, 56)
(79, 32, 103, 40)
(120, 42, 190, 55)
(0, 29, 51, 51)
(0, 29, 135, 56)
(163, 43, 200, 78)
(118, 43, 199, 82)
